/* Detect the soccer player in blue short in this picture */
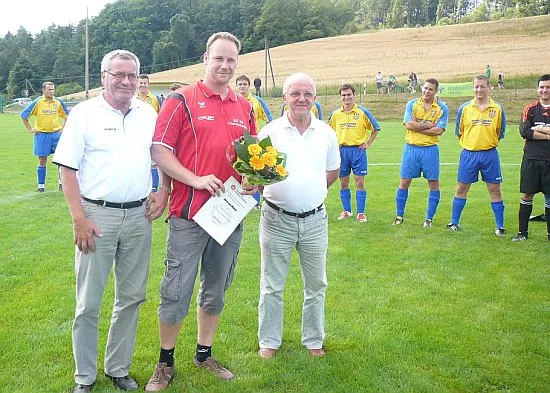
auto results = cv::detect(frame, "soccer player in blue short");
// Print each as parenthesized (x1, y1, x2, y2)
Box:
(328, 83, 380, 222)
(447, 75, 507, 236)
(136, 73, 162, 192)
(512, 74, 550, 242)
(21, 81, 69, 192)
(236, 74, 273, 206)
(392, 78, 448, 228)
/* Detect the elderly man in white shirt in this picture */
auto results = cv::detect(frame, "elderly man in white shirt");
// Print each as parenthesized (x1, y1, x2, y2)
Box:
(257, 73, 340, 359)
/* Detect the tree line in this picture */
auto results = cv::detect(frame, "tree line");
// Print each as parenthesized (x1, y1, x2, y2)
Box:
(1, 0, 547, 98)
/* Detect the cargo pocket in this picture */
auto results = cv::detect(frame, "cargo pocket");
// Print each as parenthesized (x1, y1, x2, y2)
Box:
(160, 258, 183, 302)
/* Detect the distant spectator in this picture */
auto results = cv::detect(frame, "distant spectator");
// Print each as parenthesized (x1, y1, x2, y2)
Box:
(375, 72, 383, 94)
(497, 72, 504, 89)
(253, 76, 262, 96)
(485, 64, 492, 80)
(408, 71, 418, 93)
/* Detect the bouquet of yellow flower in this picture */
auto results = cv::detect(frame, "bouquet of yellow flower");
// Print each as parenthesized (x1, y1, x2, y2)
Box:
(229, 130, 288, 185)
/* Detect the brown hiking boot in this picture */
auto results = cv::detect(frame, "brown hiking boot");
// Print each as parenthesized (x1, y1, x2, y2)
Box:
(144, 363, 175, 392)
(193, 355, 235, 380)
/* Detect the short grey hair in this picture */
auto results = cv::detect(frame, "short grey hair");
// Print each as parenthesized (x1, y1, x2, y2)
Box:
(42, 81, 54, 90)
(100, 49, 140, 74)
(206, 32, 241, 54)
(282, 73, 316, 96)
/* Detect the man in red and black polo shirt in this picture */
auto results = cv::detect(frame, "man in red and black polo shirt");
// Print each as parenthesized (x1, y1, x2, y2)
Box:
(145, 32, 257, 391)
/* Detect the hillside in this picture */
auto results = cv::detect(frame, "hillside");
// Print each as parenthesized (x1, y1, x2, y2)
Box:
(152, 15, 550, 89)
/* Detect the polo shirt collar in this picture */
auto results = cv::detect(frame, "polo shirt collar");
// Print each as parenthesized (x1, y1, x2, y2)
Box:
(197, 80, 238, 102)
(281, 111, 315, 131)
(340, 103, 359, 113)
(99, 91, 138, 114)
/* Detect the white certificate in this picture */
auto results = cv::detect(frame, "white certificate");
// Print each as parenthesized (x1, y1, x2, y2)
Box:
(193, 176, 257, 245)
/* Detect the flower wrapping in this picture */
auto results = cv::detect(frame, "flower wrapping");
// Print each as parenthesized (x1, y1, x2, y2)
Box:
(228, 130, 288, 185)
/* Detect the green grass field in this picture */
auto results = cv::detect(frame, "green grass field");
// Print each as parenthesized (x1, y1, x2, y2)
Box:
(0, 111, 548, 393)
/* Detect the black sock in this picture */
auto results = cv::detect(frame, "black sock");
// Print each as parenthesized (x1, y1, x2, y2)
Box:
(159, 347, 175, 367)
(195, 344, 211, 362)
(545, 204, 550, 236)
(518, 199, 532, 234)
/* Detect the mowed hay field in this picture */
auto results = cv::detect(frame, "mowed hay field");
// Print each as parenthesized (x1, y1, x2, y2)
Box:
(153, 15, 550, 87)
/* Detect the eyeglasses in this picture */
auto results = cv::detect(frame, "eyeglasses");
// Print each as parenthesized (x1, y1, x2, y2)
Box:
(104, 70, 138, 81)
(288, 91, 314, 100)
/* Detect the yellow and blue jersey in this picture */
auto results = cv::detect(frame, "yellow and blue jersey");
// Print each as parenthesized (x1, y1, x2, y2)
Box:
(328, 104, 380, 146)
(281, 101, 322, 120)
(136, 91, 161, 113)
(404, 97, 449, 146)
(455, 98, 506, 151)
(246, 93, 272, 129)
(21, 96, 68, 132)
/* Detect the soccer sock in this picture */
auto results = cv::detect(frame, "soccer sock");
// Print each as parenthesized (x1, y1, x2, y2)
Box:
(426, 190, 440, 221)
(518, 198, 533, 234)
(151, 167, 159, 191)
(37, 166, 46, 188)
(395, 187, 408, 217)
(57, 166, 62, 186)
(195, 344, 211, 362)
(159, 347, 175, 367)
(356, 190, 367, 214)
(545, 195, 550, 236)
(491, 200, 505, 229)
(451, 197, 467, 225)
(340, 189, 352, 213)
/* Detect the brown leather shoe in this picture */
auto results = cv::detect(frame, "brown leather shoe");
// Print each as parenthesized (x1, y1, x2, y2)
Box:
(258, 348, 277, 359)
(309, 348, 326, 357)
(144, 362, 175, 392)
(193, 355, 235, 380)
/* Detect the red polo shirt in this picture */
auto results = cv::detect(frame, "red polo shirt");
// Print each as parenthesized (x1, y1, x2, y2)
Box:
(153, 81, 257, 219)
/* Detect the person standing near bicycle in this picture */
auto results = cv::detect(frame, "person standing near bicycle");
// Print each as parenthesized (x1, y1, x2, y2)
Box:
(388, 74, 397, 93)
(375, 72, 384, 94)
(408, 71, 418, 93)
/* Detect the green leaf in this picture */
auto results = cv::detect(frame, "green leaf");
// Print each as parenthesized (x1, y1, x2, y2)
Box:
(259, 136, 272, 149)
(243, 129, 257, 145)
(234, 141, 250, 162)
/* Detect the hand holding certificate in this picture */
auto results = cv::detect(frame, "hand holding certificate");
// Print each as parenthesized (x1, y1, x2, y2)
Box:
(193, 176, 257, 245)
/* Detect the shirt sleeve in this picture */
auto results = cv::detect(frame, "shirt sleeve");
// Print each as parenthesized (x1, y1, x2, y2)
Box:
(52, 104, 85, 170)
(435, 102, 449, 129)
(403, 99, 415, 124)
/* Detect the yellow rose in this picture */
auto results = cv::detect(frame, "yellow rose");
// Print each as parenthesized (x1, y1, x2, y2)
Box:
(266, 146, 278, 155)
(248, 144, 262, 157)
(250, 156, 265, 171)
(262, 152, 277, 167)
(276, 164, 287, 177)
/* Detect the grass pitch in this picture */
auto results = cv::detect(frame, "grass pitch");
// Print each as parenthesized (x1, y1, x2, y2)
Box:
(0, 112, 548, 393)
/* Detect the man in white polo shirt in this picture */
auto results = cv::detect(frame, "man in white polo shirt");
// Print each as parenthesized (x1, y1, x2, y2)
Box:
(257, 73, 340, 359)
(53, 49, 169, 393)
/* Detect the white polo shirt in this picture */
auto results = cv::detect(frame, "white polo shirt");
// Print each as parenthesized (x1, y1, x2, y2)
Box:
(53, 93, 157, 202)
(259, 113, 340, 213)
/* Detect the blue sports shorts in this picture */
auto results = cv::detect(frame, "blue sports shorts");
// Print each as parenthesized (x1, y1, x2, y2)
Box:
(339, 145, 367, 177)
(34, 131, 61, 156)
(399, 143, 440, 180)
(457, 148, 502, 184)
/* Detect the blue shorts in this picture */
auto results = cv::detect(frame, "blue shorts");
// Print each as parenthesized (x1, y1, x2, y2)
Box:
(34, 131, 61, 157)
(457, 148, 502, 184)
(339, 145, 367, 177)
(399, 144, 440, 180)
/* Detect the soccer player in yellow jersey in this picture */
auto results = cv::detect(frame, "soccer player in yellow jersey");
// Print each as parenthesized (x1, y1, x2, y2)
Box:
(392, 78, 448, 228)
(21, 81, 69, 192)
(136, 74, 162, 191)
(328, 83, 380, 222)
(236, 74, 273, 206)
(447, 75, 507, 236)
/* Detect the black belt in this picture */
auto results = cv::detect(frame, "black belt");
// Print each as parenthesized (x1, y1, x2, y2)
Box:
(264, 199, 323, 219)
(81, 196, 147, 209)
